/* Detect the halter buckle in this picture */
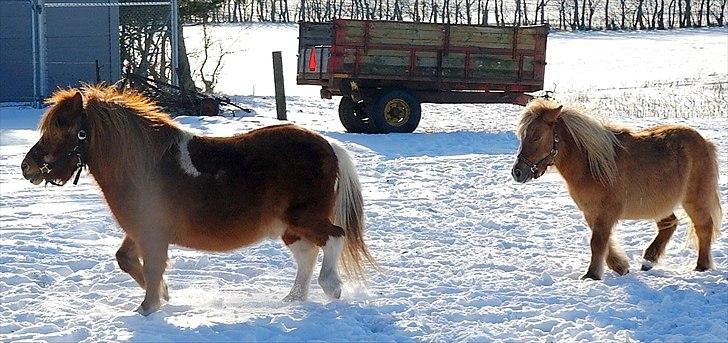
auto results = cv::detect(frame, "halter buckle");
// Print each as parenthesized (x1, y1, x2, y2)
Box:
(530, 165, 539, 175)
(39, 163, 52, 174)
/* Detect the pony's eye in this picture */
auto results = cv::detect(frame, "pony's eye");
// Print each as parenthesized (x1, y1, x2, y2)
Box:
(532, 136, 541, 142)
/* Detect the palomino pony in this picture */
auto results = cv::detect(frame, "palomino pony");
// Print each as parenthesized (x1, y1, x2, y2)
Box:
(21, 86, 374, 315)
(512, 99, 722, 280)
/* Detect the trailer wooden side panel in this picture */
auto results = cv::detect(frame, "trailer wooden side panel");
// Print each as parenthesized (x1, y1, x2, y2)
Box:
(297, 20, 548, 95)
(328, 20, 547, 90)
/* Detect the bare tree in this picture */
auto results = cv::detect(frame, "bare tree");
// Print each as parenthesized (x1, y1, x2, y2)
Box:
(494, 0, 501, 24)
(684, 0, 693, 26)
(466, 0, 473, 23)
(197, 21, 231, 93)
(587, 0, 597, 28)
(668, 0, 676, 27)
(717, 0, 727, 25)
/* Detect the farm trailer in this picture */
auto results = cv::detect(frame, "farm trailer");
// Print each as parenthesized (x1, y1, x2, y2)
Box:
(297, 19, 549, 133)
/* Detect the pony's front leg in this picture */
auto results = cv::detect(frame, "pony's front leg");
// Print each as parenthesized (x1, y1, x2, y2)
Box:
(136, 237, 170, 316)
(582, 215, 617, 280)
(116, 235, 145, 288)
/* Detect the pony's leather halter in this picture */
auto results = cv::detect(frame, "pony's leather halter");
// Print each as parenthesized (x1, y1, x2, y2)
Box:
(31, 125, 89, 186)
(518, 128, 560, 179)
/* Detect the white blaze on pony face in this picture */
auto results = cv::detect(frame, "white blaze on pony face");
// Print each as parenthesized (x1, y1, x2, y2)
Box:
(177, 133, 201, 177)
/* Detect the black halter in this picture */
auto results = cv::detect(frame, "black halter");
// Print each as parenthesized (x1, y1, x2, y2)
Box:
(31, 125, 89, 186)
(518, 128, 559, 179)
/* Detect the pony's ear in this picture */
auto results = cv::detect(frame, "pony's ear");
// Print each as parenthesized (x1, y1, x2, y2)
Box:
(542, 105, 563, 124)
(64, 92, 83, 112)
(55, 92, 84, 127)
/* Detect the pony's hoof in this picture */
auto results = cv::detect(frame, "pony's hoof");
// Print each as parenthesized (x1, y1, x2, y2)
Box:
(322, 287, 341, 300)
(161, 282, 170, 301)
(318, 277, 342, 300)
(135, 301, 161, 316)
(694, 265, 710, 272)
(640, 259, 655, 271)
(282, 293, 306, 302)
(580, 272, 601, 280)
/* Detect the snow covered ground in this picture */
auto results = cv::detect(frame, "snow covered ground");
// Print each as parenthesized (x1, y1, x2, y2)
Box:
(1, 25, 727, 342)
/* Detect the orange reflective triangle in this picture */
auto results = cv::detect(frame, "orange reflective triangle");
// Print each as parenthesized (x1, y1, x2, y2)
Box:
(308, 48, 317, 71)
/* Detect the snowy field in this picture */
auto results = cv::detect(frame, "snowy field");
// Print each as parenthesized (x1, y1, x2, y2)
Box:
(1, 25, 727, 342)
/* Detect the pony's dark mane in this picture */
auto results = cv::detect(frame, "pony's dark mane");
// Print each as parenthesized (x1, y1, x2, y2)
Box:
(43, 86, 183, 182)
(518, 98, 622, 185)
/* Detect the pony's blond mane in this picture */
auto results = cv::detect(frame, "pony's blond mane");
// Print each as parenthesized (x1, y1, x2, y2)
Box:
(518, 98, 622, 185)
(42, 85, 182, 182)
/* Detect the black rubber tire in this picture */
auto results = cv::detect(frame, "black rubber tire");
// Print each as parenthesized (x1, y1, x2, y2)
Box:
(338, 97, 377, 133)
(199, 98, 220, 116)
(370, 89, 421, 133)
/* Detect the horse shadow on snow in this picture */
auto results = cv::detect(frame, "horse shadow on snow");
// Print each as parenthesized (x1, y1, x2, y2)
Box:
(599, 269, 728, 341)
(118, 300, 412, 342)
(325, 131, 519, 160)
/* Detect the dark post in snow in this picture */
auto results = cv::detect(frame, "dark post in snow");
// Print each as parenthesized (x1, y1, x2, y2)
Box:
(272, 51, 287, 120)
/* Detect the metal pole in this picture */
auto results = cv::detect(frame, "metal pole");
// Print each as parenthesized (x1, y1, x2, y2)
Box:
(38, 0, 47, 99)
(272, 51, 287, 120)
(30, 0, 40, 107)
(170, 0, 179, 86)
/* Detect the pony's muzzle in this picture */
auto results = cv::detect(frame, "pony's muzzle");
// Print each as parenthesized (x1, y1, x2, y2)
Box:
(21, 154, 43, 185)
(511, 164, 531, 183)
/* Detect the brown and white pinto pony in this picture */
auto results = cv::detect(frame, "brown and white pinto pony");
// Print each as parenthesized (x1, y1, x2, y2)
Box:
(21, 86, 374, 315)
(512, 99, 722, 280)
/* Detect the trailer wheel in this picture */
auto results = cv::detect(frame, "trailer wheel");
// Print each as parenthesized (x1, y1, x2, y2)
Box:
(371, 89, 421, 133)
(339, 97, 376, 133)
(199, 98, 220, 116)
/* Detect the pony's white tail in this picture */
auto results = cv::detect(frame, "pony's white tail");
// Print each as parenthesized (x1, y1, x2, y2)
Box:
(330, 142, 375, 280)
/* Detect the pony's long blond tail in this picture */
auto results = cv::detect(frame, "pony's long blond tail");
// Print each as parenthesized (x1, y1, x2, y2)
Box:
(708, 144, 723, 241)
(330, 142, 375, 280)
(687, 142, 722, 249)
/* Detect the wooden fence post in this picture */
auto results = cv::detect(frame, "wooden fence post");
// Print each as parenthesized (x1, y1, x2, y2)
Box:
(272, 51, 287, 120)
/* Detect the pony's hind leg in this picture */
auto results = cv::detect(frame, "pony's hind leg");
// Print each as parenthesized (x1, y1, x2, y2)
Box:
(641, 213, 678, 271)
(683, 201, 717, 271)
(282, 232, 318, 301)
(606, 239, 630, 276)
(318, 225, 345, 299)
